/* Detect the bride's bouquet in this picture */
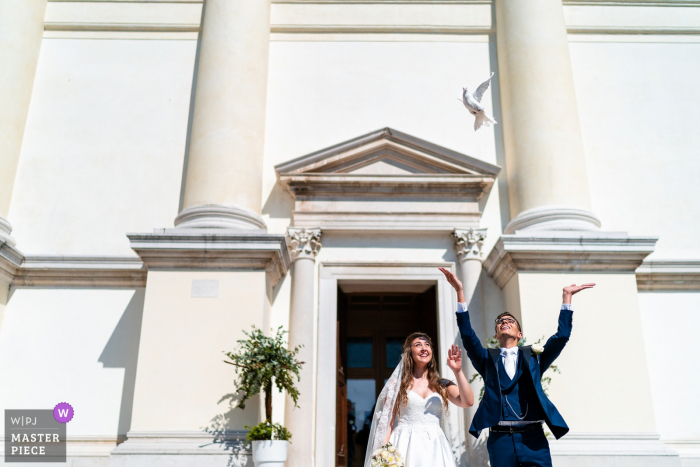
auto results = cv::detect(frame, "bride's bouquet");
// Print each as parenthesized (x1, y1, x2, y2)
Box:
(370, 442, 405, 467)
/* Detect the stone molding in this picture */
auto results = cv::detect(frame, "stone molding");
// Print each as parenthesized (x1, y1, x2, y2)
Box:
(293, 211, 482, 231)
(286, 227, 322, 261)
(110, 430, 249, 457)
(174, 204, 267, 231)
(13, 256, 146, 288)
(1, 242, 147, 288)
(276, 127, 500, 178)
(452, 228, 487, 262)
(550, 431, 681, 462)
(636, 260, 700, 291)
(0, 215, 16, 247)
(128, 231, 290, 284)
(484, 233, 658, 288)
(504, 206, 602, 235)
(0, 241, 23, 286)
(276, 127, 499, 232)
(662, 438, 700, 463)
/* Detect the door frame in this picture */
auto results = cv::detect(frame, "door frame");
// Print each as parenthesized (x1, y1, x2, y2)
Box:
(316, 262, 466, 467)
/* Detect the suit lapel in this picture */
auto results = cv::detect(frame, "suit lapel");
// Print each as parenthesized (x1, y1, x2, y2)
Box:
(520, 345, 532, 372)
(488, 348, 500, 366)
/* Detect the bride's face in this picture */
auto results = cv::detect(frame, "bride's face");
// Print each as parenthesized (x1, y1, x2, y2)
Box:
(410, 337, 432, 366)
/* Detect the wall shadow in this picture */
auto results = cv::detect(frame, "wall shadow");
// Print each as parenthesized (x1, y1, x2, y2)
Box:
(98, 288, 146, 440)
(261, 181, 294, 220)
(201, 392, 259, 467)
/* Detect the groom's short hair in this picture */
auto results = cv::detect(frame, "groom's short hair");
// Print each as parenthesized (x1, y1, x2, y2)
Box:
(494, 312, 522, 334)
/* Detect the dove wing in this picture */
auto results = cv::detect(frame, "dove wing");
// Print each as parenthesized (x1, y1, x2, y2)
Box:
(473, 72, 494, 103)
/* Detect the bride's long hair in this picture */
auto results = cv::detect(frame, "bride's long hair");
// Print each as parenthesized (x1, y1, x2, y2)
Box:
(396, 332, 448, 413)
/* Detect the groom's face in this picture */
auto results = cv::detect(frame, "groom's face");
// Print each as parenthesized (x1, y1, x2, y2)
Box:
(495, 314, 523, 342)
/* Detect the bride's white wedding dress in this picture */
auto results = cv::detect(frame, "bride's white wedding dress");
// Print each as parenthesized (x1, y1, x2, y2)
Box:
(389, 390, 456, 467)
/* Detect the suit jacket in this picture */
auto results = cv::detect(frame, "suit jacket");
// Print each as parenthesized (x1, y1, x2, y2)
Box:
(456, 308, 572, 439)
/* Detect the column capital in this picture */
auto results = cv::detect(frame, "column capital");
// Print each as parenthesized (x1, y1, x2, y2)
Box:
(286, 227, 322, 261)
(453, 228, 487, 262)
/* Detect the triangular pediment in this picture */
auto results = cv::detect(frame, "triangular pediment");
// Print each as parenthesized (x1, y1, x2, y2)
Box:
(275, 127, 500, 177)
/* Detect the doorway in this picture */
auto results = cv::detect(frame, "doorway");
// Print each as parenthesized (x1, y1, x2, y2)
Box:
(335, 286, 439, 467)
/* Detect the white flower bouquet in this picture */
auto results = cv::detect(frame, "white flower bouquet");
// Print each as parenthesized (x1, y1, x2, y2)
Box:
(370, 442, 405, 467)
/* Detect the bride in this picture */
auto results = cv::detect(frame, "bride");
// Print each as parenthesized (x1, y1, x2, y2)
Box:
(364, 332, 474, 467)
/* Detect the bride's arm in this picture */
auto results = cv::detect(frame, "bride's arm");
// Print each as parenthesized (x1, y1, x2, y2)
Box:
(445, 344, 474, 408)
(384, 399, 399, 443)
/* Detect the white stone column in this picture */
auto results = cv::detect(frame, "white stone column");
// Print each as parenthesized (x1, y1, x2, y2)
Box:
(285, 227, 322, 467)
(495, 0, 600, 234)
(452, 228, 489, 467)
(174, 0, 271, 230)
(0, 0, 48, 245)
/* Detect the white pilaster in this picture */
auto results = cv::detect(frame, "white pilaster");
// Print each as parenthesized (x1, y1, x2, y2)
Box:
(284, 227, 322, 467)
(175, 0, 272, 231)
(495, 0, 598, 233)
(453, 228, 489, 467)
(0, 0, 48, 245)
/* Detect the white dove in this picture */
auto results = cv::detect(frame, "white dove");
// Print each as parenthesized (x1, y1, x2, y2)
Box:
(461, 72, 497, 131)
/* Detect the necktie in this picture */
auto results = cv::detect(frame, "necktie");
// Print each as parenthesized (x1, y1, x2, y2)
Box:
(501, 348, 518, 379)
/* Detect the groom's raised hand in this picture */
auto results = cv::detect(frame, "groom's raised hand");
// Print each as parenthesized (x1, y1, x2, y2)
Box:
(562, 283, 596, 304)
(438, 267, 466, 303)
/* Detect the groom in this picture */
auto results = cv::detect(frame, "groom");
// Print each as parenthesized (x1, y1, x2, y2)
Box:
(439, 267, 594, 467)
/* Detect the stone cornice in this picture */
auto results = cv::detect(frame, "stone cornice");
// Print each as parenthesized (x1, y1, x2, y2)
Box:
(0, 244, 147, 288)
(636, 260, 700, 291)
(275, 127, 500, 177)
(0, 241, 24, 286)
(128, 231, 291, 284)
(280, 174, 496, 199)
(276, 128, 499, 232)
(484, 233, 658, 288)
(14, 256, 147, 288)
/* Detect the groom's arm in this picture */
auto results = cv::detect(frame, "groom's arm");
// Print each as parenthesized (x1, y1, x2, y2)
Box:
(539, 305, 573, 372)
(456, 303, 489, 375)
(539, 283, 595, 372)
(438, 267, 489, 375)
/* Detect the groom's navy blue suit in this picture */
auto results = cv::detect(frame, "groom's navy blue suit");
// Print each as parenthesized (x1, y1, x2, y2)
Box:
(456, 304, 574, 467)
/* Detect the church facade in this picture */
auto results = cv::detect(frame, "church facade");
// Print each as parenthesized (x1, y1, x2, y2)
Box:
(1, 0, 699, 466)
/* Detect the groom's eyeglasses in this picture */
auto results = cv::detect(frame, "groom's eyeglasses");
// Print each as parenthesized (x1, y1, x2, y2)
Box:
(495, 318, 516, 325)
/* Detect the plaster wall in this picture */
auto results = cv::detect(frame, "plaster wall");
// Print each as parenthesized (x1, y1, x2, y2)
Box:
(8, 38, 196, 256)
(129, 270, 267, 432)
(569, 38, 700, 260)
(638, 291, 700, 440)
(0, 288, 145, 437)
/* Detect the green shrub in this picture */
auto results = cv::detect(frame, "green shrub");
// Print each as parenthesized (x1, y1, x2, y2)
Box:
(244, 421, 292, 443)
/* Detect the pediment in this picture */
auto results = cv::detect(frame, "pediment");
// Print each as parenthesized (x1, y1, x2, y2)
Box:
(274, 128, 501, 231)
(275, 127, 500, 177)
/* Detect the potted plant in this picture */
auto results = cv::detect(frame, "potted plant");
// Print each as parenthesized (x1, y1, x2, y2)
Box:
(223, 326, 304, 467)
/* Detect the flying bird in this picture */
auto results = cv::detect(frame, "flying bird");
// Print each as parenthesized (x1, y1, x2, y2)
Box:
(461, 72, 497, 131)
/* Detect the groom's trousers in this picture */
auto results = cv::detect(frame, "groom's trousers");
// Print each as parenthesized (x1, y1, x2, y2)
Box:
(486, 427, 553, 467)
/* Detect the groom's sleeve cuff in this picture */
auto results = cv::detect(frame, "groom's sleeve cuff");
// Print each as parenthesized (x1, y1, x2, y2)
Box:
(457, 302, 468, 313)
(561, 303, 572, 311)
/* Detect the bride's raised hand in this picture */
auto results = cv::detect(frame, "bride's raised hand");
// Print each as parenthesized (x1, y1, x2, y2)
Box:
(447, 344, 463, 373)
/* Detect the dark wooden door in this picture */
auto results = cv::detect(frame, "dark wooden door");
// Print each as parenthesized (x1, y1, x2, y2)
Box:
(338, 287, 438, 467)
(336, 321, 348, 467)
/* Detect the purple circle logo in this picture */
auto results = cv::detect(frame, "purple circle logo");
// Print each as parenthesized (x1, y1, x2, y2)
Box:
(53, 402, 74, 423)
